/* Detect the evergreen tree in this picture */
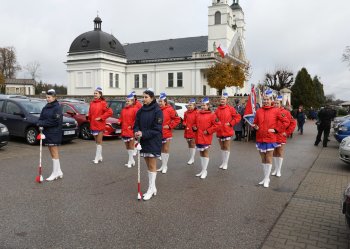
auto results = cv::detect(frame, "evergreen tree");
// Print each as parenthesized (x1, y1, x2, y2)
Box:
(312, 76, 326, 108)
(291, 68, 315, 108)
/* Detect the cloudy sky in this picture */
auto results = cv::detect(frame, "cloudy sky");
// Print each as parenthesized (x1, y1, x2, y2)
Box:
(1, 0, 349, 100)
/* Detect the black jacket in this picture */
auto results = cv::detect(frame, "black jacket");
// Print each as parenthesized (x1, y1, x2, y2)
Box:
(318, 107, 335, 126)
(134, 100, 163, 155)
(38, 100, 63, 145)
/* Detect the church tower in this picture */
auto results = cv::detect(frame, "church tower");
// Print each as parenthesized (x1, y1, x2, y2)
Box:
(208, 0, 245, 55)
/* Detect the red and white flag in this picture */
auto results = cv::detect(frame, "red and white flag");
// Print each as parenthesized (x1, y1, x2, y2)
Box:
(217, 45, 227, 58)
(243, 84, 257, 126)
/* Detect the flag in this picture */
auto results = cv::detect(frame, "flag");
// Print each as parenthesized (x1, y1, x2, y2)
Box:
(217, 45, 227, 58)
(243, 84, 257, 126)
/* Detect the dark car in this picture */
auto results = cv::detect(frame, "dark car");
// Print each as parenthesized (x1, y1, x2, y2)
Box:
(61, 101, 121, 140)
(0, 97, 78, 145)
(0, 123, 9, 148)
(342, 184, 350, 229)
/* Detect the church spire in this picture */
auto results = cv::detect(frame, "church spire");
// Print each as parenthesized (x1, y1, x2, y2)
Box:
(93, 15, 102, 31)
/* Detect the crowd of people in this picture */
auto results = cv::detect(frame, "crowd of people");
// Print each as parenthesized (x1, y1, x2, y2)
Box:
(37, 87, 297, 201)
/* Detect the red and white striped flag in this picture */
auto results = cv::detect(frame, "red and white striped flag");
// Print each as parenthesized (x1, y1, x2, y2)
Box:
(243, 84, 257, 126)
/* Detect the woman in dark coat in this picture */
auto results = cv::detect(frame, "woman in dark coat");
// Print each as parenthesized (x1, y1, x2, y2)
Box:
(296, 106, 306, 135)
(37, 89, 64, 181)
(134, 88, 163, 201)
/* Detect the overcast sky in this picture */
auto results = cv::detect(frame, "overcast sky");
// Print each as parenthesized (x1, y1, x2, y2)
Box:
(1, 0, 349, 100)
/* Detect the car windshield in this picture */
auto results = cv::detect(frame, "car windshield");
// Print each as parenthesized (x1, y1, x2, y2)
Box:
(72, 103, 89, 114)
(22, 101, 46, 114)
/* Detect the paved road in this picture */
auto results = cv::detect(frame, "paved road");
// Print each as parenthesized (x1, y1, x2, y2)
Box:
(0, 121, 337, 249)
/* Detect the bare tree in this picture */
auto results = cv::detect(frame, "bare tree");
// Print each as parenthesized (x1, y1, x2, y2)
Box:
(264, 68, 294, 91)
(0, 47, 21, 78)
(24, 61, 41, 80)
(342, 46, 350, 68)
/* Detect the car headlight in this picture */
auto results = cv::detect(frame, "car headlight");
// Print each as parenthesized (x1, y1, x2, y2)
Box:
(339, 126, 349, 132)
(0, 127, 8, 133)
(74, 121, 78, 126)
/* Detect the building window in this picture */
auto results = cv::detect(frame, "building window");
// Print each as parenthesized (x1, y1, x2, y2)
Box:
(77, 72, 83, 87)
(109, 73, 113, 87)
(168, 73, 174, 87)
(115, 74, 119, 88)
(134, 74, 139, 88)
(142, 74, 147, 88)
(215, 11, 221, 25)
(85, 72, 92, 87)
(177, 72, 183, 87)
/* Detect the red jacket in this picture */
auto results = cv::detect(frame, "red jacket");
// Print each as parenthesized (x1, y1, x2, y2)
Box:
(160, 104, 181, 139)
(134, 100, 142, 111)
(88, 98, 113, 131)
(119, 105, 137, 137)
(253, 106, 290, 143)
(183, 109, 198, 139)
(215, 104, 241, 137)
(194, 110, 221, 145)
(277, 107, 297, 143)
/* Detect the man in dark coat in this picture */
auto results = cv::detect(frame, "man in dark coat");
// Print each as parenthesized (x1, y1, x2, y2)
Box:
(314, 106, 336, 147)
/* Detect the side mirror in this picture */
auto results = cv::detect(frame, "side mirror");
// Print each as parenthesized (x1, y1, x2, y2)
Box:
(66, 110, 76, 116)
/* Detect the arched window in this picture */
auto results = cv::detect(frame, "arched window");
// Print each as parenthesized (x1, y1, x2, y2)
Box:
(215, 11, 221, 24)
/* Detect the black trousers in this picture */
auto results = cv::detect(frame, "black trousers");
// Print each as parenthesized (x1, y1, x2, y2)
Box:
(315, 123, 331, 146)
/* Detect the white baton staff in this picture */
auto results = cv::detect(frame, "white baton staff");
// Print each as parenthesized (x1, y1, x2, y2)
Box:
(136, 136, 142, 200)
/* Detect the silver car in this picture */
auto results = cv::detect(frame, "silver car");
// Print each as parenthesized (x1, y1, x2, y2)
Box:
(339, 136, 350, 164)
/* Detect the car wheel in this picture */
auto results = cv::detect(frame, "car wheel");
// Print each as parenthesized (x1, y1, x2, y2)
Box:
(80, 123, 92, 140)
(25, 127, 39, 145)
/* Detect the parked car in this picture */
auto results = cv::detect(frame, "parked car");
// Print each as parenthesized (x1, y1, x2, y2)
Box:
(333, 115, 350, 132)
(0, 123, 9, 148)
(0, 98, 78, 145)
(106, 99, 126, 119)
(342, 183, 350, 229)
(334, 120, 350, 142)
(339, 136, 350, 164)
(61, 101, 121, 140)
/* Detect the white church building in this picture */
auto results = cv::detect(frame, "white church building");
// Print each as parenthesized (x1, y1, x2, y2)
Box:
(66, 0, 248, 96)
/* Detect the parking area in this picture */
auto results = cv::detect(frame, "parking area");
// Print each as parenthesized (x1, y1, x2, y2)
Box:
(0, 122, 349, 249)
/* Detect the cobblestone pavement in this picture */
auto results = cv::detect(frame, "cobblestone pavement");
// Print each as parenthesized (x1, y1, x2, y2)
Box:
(262, 137, 350, 249)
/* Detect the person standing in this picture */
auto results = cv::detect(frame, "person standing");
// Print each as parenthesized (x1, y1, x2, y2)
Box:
(117, 93, 138, 168)
(183, 98, 198, 165)
(87, 87, 113, 164)
(134, 88, 163, 201)
(314, 105, 335, 147)
(233, 99, 245, 141)
(215, 93, 241, 170)
(252, 90, 290, 188)
(157, 92, 181, 174)
(271, 96, 297, 177)
(37, 89, 64, 181)
(193, 97, 220, 179)
(296, 106, 306, 135)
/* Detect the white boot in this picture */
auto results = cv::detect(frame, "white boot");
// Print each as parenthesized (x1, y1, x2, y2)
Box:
(125, 150, 135, 168)
(46, 159, 59, 181)
(259, 164, 266, 185)
(133, 147, 137, 157)
(200, 157, 209, 179)
(93, 144, 103, 164)
(276, 157, 283, 177)
(187, 148, 196, 165)
(56, 159, 63, 179)
(157, 153, 166, 172)
(143, 171, 157, 201)
(271, 157, 278, 176)
(196, 157, 204, 177)
(222, 151, 230, 170)
(158, 153, 169, 174)
(264, 164, 272, 188)
(219, 150, 225, 169)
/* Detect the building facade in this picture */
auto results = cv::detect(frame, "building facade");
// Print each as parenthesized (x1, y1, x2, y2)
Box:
(4, 79, 35, 95)
(66, 0, 248, 96)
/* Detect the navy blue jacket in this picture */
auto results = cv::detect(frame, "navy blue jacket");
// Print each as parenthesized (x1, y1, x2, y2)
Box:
(134, 99, 163, 155)
(38, 100, 63, 145)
